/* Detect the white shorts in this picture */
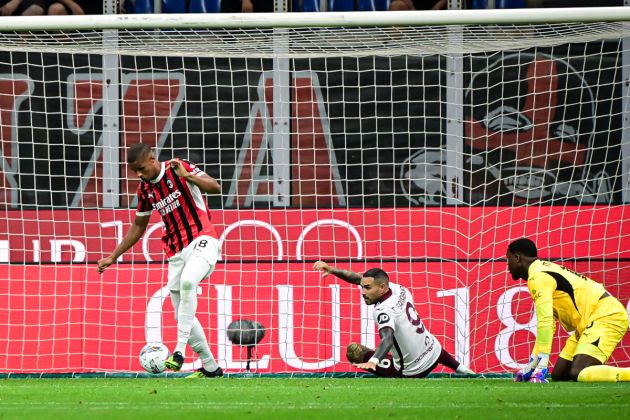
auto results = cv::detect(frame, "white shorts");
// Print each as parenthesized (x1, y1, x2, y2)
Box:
(167, 235, 221, 292)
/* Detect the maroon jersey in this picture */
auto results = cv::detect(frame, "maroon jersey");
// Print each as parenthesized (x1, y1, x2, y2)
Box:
(136, 160, 218, 258)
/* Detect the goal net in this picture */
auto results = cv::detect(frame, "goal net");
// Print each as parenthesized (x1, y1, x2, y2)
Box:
(0, 9, 629, 375)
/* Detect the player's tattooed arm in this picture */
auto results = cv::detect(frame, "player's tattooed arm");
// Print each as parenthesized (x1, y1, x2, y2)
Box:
(354, 327, 394, 371)
(313, 260, 362, 285)
(372, 327, 394, 361)
(330, 268, 362, 285)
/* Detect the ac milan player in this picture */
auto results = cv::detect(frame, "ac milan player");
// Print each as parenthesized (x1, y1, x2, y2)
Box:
(97, 143, 223, 378)
(314, 261, 475, 378)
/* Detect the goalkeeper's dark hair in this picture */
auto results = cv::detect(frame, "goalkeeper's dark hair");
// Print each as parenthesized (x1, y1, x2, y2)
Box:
(362, 268, 389, 285)
(127, 143, 152, 163)
(508, 238, 538, 258)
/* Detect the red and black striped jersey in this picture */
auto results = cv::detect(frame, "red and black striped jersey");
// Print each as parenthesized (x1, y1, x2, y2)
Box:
(136, 160, 218, 258)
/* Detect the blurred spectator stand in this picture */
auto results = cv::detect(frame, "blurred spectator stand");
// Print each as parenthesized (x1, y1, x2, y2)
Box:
(293, 0, 391, 11)
(125, 0, 222, 13)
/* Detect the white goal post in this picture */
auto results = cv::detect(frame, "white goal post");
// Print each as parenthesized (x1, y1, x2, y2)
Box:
(0, 8, 629, 375)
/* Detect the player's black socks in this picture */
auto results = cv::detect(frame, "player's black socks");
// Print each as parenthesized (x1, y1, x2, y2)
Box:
(172, 351, 184, 364)
(437, 349, 461, 371)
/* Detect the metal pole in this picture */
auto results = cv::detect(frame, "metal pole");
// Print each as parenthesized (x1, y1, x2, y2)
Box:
(273, 0, 291, 206)
(445, 0, 464, 204)
(102, 0, 121, 207)
(623, 0, 630, 202)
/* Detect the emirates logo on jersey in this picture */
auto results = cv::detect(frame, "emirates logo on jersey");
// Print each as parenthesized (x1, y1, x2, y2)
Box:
(153, 190, 182, 216)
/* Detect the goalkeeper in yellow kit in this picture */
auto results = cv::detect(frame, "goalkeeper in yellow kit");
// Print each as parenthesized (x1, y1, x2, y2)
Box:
(506, 238, 629, 383)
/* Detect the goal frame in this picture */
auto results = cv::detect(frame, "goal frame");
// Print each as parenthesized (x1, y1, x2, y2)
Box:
(1, 7, 630, 375)
(2, 7, 630, 31)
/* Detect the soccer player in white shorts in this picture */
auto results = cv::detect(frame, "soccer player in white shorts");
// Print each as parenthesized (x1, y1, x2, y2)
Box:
(98, 142, 223, 378)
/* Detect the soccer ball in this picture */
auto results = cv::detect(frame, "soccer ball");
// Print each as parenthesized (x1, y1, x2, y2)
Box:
(139, 343, 170, 374)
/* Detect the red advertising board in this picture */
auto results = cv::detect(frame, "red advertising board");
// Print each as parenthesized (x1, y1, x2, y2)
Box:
(1, 206, 629, 264)
(0, 207, 629, 373)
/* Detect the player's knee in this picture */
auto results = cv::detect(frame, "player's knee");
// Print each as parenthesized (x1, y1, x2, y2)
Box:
(47, 3, 68, 15)
(551, 368, 568, 382)
(389, 0, 414, 10)
(346, 343, 370, 364)
(569, 365, 584, 382)
(180, 278, 196, 292)
(22, 4, 45, 15)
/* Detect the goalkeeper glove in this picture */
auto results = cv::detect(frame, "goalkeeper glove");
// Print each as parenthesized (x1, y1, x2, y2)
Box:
(529, 367, 549, 383)
(514, 354, 538, 382)
(514, 353, 549, 382)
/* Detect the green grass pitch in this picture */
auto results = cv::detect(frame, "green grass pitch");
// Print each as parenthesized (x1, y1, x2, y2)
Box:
(1, 377, 629, 419)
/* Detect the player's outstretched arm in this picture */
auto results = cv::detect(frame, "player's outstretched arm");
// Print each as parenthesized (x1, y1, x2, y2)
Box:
(354, 327, 394, 371)
(97, 215, 150, 274)
(515, 278, 553, 383)
(169, 159, 220, 194)
(313, 260, 362, 285)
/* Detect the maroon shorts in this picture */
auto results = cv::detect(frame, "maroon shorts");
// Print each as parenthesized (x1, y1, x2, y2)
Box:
(362, 350, 438, 378)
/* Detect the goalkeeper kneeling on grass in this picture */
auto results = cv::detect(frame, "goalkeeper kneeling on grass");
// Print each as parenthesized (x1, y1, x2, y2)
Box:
(507, 238, 630, 383)
(313, 261, 475, 378)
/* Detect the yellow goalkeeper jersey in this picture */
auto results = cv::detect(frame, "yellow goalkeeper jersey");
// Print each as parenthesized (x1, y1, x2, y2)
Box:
(527, 259, 608, 355)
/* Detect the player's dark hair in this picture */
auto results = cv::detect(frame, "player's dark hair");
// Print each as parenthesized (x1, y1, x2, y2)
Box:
(127, 143, 152, 163)
(508, 238, 538, 258)
(362, 268, 389, 284)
